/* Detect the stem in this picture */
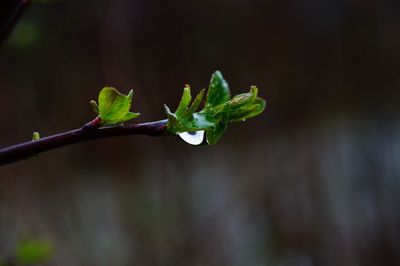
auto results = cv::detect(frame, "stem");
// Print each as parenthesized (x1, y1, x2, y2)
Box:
(0, 119, 168, 166)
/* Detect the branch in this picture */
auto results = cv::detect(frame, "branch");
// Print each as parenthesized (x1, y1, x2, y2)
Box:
(0, 119, 168, 166)
(0, 0, 31, 46)
(0, 72, 266, 167)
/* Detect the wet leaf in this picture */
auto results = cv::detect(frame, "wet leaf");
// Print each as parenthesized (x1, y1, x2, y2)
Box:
(176, 86, 192, 116)
(206, 122, 228, 145)
(165, 71, 266, 145)
(91, 87, 140, 125)
(229, 97, 266, 122)
(205, 71, 230, 108)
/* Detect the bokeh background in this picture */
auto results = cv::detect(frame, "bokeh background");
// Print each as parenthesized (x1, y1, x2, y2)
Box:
(1, 0, 400, 265)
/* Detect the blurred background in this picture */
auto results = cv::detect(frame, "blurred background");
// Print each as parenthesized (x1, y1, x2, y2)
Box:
(1, 0, 400, 265)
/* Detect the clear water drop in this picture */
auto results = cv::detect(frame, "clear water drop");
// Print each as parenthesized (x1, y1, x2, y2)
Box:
(178, 130, 205, 145)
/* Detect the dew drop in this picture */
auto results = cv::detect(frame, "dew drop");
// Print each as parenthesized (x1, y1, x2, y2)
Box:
(178, 130, 205, 145)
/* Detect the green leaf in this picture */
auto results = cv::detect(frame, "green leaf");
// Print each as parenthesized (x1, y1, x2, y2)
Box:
(190, 113, 216, 130)
(185, 89, 205, 117)
(229, 86, 258, 109)
(205, 71, 230, 108)
(165, 87, 213, 133)
(206, 122, 228, 145)
(164, 104, 175, 119)
(204, 101, 230, 122)
(98, 87, 131, 120)
(164, 71, 266, 145)
(164, 104, 179, 128)
(229, 97, 266, 122)
(16, 239, 53, 264)
(121, 112, 140, 122)
(32, 132, 40, 141)
(92, 87, 140, 126)
(90, 100, 99, 114)
(176, 86, 192, 116)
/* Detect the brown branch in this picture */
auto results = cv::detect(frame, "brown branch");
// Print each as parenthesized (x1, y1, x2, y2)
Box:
(0, 2, 170, 166)
(0, 119, 169, 166)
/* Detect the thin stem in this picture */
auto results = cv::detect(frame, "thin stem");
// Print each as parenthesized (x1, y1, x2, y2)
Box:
(0, 119, 168, 166)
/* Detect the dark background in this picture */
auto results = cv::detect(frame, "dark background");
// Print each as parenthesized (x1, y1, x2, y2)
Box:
(1, 0, 400, 265)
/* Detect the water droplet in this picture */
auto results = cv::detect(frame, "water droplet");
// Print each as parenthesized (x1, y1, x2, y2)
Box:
(178, 130, 205, 145)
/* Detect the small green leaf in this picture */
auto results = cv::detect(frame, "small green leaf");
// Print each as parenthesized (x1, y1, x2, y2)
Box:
(164, 104, 175, 118)
(90, 100, 99, 114)
(205, 102, 230, 122)
(121, 112, 140, 122)
(164, 104, 179, 128)
(98, 87, 131, 120)
(205, 71, 230, 108)
(165, 88, 212, 133)
(32, 132, 40, 141)
(229, 97, 266, 122)
(16, 239, 53, 264)
(176, 86, 192, 116)
(185, 89, 205, 117)
(92, 87, 140, 125)
(230, 86, 258, 109)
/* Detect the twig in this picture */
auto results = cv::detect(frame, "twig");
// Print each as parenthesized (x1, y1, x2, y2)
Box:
(0, 0, 31, 45)
(0, 119, 168, 166)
